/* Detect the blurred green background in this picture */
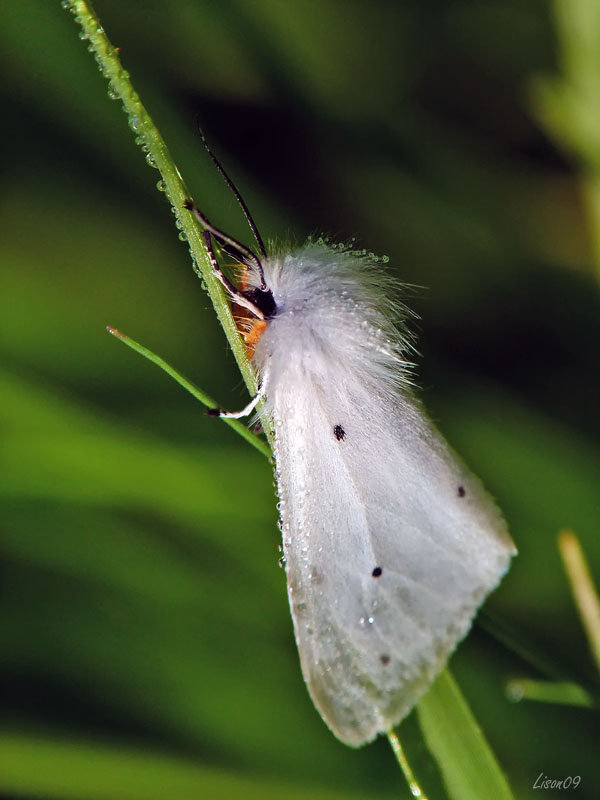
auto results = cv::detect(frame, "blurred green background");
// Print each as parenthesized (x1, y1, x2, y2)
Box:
(1, 1, 599, 798)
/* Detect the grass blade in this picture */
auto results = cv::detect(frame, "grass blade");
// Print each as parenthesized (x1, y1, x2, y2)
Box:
(417, 669, 514, 800)
(63, 0, 256, 395)
(106, 327, 271, 458)
(558, 529, 600, 675)
(0, 733, 365, 800)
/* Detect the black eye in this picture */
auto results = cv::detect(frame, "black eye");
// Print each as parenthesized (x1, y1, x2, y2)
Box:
(243, 287, 277, 318)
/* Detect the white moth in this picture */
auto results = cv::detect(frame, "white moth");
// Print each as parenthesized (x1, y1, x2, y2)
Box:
(184, 141, 516, 747)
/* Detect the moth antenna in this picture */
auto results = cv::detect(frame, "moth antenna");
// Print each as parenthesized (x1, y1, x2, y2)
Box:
(196, 121, 268, 260)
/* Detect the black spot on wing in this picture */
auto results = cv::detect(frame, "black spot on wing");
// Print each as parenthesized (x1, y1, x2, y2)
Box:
(333, 424, 346, 441)
(457, 486, 466, 497)
(379, 654, 390, 665)
(372, 566, 382, 577)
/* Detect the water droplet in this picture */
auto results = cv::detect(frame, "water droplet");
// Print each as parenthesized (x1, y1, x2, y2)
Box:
(156, 179, 166, 192)
(506, 681, 524, 703)
(178, 231, 187, 241)
(278, 556, 287, 568)
(145, 152, 157, 168)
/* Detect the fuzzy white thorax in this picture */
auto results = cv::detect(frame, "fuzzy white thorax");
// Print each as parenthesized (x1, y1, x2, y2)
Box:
(248, 242, 416, 416)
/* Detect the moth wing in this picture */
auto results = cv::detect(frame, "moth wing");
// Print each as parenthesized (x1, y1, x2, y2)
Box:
(272, 374, 515, 747)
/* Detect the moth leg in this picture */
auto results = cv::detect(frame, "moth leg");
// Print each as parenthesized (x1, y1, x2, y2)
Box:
(185, 198, 263, 274)
(199, 229, 266, 320)
(206, 387, 263, 419)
